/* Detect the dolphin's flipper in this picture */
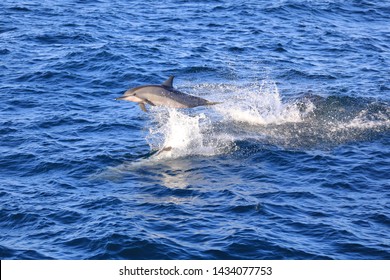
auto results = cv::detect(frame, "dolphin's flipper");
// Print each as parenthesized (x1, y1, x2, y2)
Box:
(162, 76, 174, 88)
(144, 99, 156, 106)
(139, 103, 147, 112)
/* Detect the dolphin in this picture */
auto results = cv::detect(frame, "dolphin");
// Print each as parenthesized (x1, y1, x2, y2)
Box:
(116, 76, 220, 112)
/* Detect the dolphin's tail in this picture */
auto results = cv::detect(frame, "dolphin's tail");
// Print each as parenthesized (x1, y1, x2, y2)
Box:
(206, 101, 222, 106)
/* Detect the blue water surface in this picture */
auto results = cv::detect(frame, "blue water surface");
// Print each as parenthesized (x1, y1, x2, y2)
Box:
(0, 0, 389, 259)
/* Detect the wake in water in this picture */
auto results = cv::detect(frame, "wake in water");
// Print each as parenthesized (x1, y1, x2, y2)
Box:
(144, 79, 389, 159)
(98, 83, 388, 180)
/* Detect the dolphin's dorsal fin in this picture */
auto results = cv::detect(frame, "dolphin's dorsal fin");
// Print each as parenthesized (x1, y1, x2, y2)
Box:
(162, 76, 174, 88)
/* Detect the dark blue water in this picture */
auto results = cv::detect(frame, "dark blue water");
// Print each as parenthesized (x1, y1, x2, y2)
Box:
(1, 0, 389, 260)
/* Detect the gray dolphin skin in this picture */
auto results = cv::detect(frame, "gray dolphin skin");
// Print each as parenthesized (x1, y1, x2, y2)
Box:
(116, 76, 220, 112)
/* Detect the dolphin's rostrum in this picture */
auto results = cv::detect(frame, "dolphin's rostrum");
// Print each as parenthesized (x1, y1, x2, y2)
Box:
(116, 76, 220, 112)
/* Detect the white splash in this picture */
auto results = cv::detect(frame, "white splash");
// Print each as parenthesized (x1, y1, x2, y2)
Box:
(214, 80, 314, 125)
(147, 108, 234, 159)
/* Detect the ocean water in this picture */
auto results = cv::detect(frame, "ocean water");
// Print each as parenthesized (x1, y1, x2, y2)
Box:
(0, 0, 389, 260)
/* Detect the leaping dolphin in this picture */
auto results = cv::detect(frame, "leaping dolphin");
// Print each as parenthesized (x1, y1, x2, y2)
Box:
(116, 76, 220, 112)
